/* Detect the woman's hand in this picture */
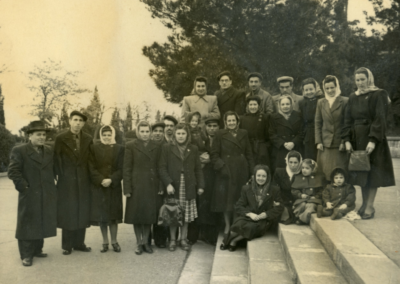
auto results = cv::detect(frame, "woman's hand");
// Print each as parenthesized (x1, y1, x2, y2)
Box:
(338, 204, 347, 210)
(247, 213, 259, 221)
(101, 179, 112, 187)
(339, 143, 345, 152)
(301, 194, 308, 199)
(258, 212, 267, 220)
(199, 152, 210, 164)
(197, 188, 204, 195)
(167, 184, 175, 195)
(366, 142, 375, 155)
(326, 202, 333, 209)
(345, 141, 353, 153)
(124, 193, 131, 198)
(317, 143, 324, 151)
(284, 142, 294, 151)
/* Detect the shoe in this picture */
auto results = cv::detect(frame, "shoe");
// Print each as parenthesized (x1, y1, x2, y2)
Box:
(62, 249, 72, 255)
(112, 243, 121, 253)
(180, 240, 190, 251)
(361, 210, 375, 220)
(296, 220, 306, 225)
(35, 252, 48, 258)
(74, 245, 91, 252)
(135, 245, 143, 255)
(101, 244, 109, 253)
(317, 205, 323, 218)
(22, 258, 32, 267)
(228, 245, 237, 252)
(143, 244, 153, 254)
(169, 240, 177, 252)
(220, 233, 230, 250)
(331, 208, 340, 220)
(156, 244, 166, 249)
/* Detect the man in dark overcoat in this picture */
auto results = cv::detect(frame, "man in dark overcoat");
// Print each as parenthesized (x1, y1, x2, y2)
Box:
(54, 111, 93, 255)
(8, 121, 57, 266)
(214, 71, 245, 128)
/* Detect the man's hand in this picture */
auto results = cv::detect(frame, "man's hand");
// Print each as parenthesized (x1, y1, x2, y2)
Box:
(167, 184, 175, 195)
(197, 188, 204, 195)
(247, 213, 259, 221)
(317, 143, 324, 151)
(101, 179, 112, 188)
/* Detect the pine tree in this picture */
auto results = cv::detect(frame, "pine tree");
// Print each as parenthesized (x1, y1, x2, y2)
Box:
(110, 107, 121, 131)
(155, 110, 161, 122)
(125, 102, 133, 132)
(59, 102, 69, 130)
(0, 85, 5, 126)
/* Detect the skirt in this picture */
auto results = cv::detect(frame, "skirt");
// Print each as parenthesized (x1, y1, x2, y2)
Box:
(179, 174, 198, 223)
(231, 217, 270, 240)
(90, 220, 122, 226)
(317, 147, 349, 181)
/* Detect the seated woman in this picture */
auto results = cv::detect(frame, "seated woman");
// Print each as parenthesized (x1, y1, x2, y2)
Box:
(225, 165, 284, 251)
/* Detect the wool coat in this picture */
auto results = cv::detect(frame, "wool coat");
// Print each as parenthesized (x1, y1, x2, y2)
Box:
(89, 143, 124, 224)
(54, 130, 93, 230)
(342, 90, 395, 188)
(215, 87, 245, 127)
(269, 111, 303, 168)
(322, 183, 356, 209)
(291, 173, 324, 206)
(159, 143, 205, 201)
(181, 95, 220, 127)
(124, 140, 161, 224)
(210, 129, 255, 212)
(299, 96, 322, 160)
(8, 143, 57, 240)
(239, 112, 271, 166)
(272, 168, 295, 207)
(231, 184, 284, 239)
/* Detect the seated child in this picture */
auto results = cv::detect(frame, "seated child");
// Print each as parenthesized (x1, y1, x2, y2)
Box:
(291, 159, 324, 225)
(317, 168, 356, 220)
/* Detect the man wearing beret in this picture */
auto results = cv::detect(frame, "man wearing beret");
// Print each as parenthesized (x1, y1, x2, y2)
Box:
(54, 111, 93, 255)
(8, 121, 57, 266)
(246, 72, 275, 115)
(151, 122, 165, 144)
(214, 71, 245, 128)
(273, 76, 303, 112)
(181, 76, 220, 128)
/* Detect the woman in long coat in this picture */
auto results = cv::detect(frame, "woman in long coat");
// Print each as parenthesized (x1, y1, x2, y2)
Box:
(240, 95, 271, 167)
(225, 165, 284, 251)
(211, 111, 254, 249)
(159, 123, 205, 251)
(269, 96, 303, 169)
(315, 75, 349, 182)
(342, 67, 395, 219)
(89, 125, 124, 253)
(124, 121, 161, 255)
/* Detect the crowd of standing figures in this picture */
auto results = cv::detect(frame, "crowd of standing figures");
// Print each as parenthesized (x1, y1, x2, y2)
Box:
(8, 67, 396, 267)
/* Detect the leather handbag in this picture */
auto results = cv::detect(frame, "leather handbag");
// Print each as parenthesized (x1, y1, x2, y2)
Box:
(157, 197, 185, 227)
(349, 150, 370, 171)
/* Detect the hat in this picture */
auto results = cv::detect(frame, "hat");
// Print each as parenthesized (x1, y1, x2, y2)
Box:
(152, 122, 165, 130)
(246, 95, 261, 105)
(163, 115, 178, 125)
(204, 117, 219, 125)
(26, 120, 51, 134)
(217, 71, 232, 81)
(277, 76, 294, 84)
(70, 110, 88, 122)
(247, 72, 263, 81)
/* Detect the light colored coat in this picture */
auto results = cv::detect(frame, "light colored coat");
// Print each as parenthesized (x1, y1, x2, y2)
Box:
(181, 95, 220, 127)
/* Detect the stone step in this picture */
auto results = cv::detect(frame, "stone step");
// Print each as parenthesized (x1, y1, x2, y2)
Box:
(247, 230, 293, 284)
(209, 233, 248, 284)
(278, 223, 348, 284)
(310, 215, 400, 284)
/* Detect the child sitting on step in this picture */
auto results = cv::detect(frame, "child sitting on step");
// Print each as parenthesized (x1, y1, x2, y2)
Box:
(291, 159, 325, 225)
(317, 168, 356, 220)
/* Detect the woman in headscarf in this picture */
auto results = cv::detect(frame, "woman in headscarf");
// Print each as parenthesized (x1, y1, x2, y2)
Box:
(299, 78, 323, 160)
(124, 121, 161, 255)
(272, 151, 303, 225)
(210, 110, 254, 250)
(89, 125, 124, 253)
(239, 95, 271, 167)
(342, 67, 395, 219)
(159, 123, 205, 252)
(269, 96, 303, 169)
(315, 75, 349, 182)
(224, 165, 284, 251)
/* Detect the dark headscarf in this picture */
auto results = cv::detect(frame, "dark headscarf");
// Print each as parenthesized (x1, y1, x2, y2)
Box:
(251, 164, 272, 206)
(172, 123, 191, 159)
(223, 110, 240, 135)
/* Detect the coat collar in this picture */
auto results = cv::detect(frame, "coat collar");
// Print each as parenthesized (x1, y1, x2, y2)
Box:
(217, 87, 235, 105)
(62, 130, 92, 160)
(171, 144, 192, 160)
(321, 97, 344, 119)
(133, 139, 158, 159)
(220, 129, 245, 149)
(274, 111, 301, 130)
(26, 142, 53, 168)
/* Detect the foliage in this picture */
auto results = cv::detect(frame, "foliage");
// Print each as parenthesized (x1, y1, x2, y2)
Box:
(82, 86, 104, 136)
(0, 124, 16, 170)
(124, 102, 133, 132)
(0, 84, 5, 126)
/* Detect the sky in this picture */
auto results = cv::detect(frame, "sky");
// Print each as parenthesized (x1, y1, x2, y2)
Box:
(0, 0, 389, 133)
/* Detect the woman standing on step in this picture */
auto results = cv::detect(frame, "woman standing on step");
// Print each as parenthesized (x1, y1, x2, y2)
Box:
(342, 67, 395, 219)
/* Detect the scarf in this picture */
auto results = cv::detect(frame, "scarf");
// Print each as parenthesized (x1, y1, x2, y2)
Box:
(277, 96, 293, 120)
(285, 151, 303, 180)
(355, 67, 380, 96)
(251, 173, 271, 207)
(323, 76, 341, 108)
(100, 125, 116, 145)
(172, 125, 191, 160)
(176, 142, 187, 160)
(224, 112, 240, 136)
(302, 78, 321, 99)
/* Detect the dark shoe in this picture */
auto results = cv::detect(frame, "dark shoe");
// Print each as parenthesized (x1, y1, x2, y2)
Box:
(135, 245, 143, 255)
(62, 249, 72, 255)
(331, 208, 340, 220)
(317, 205, 323, 218)
(220, 233, 230, 250)
(361, 210, 375, 220)
(357, 204, 366, 216)
(180, 240, 190, 251)
(35, 252, 48, 258)
(228, 245, 237, 252)
(112, 243, 121, 253)
(22, 258, 32, 267)
(156, 244, 166, 249)
(101, 244, 109, 253)
(74, 245, 91, 252)
(169, 240, 177, 252)
(296, 220, 306, 225)
(143, 244, 153, 254)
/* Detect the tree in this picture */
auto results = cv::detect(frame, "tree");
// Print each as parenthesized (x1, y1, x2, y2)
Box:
(0, 124, 16, 171)
(0, 85, 5, 126)
(110, 107, 121, 131)
(124, 102, 133, 132)
(155, 109, 161, 122)
(59, 102, 70, 130)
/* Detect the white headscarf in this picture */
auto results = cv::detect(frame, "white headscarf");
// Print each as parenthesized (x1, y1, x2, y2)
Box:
(285, 151, 303, 180)
(277, 96, 294, 120)
(100, 125, 116, 145)
(323, 75, 341, 108)
(354, 67, 380, 96)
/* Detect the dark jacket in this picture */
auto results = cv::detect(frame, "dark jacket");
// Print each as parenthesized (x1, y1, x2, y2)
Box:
(124, 140, 161, 224)
(215, 87, 245, 127)
(299, 96, 322, 160)
(89, 143, 124, 223)
(159, 143, 205, 200)
(291, 173, 324, 206)
(322, 183, 356, 208)
(54, 130, 93, 230)
(8, 143, 57, 240)
(272, 168, 295, 206)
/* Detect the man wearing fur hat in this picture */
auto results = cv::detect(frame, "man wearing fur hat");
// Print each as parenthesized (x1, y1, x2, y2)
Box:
(273, 76, 303, 112)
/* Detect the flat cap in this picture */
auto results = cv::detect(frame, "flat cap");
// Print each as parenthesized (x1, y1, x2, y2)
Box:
(247, 72, 263, 81)
(277, 76, 294, 83)
(152, 122, 165, 130)
(163, 115, 178, 125)
(204, 117, 220, 125)
(217, 71, 232, 81)
(70, 110, 88, 121)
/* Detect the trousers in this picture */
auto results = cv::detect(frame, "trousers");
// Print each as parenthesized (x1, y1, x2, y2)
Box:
(62, 228, 86, 250)
(18, 239, 44, 260)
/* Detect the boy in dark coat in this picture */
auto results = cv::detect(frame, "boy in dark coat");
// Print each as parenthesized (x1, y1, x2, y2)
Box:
(8, 121, 57, 266)
(317, 168, 356, 220)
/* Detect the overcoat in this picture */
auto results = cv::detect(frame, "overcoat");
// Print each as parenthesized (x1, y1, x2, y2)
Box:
(272, 168, 295, 207)
(89, 143, 124, 224)
(181, 95, 220, 127)
(210, 129, 255, 212)
(342, 90, 395, 188)
(239, 112, 271, 166)
(54, 130, 93, 230)
(269, 111, 303, 168)
(231, 184, 284, 239)
(159, 143, 205, 201)
(322, 183, 356, 208)
(215, 87, 245, 127)
(8, 143, 57, 240)
(299, 96, 322, 160)
(124, 140, 161, 224)
(291, 173, 324, 206)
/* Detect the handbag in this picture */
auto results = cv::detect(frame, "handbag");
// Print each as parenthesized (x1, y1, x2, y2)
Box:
(157, 197, 185, 227)
(349, 150, 370, 171)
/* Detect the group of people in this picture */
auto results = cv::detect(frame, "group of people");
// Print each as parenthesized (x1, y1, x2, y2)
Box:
(8, 67, 395, 267)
